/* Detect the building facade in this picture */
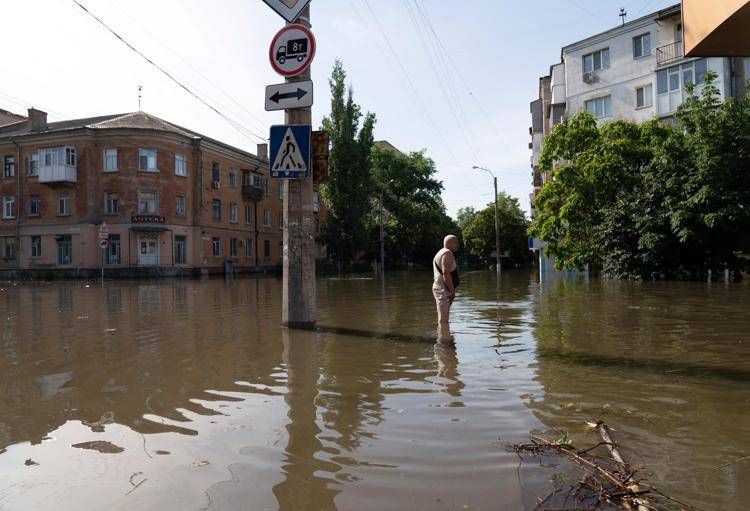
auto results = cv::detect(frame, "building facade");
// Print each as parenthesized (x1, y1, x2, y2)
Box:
(0, 109, 312, 277)
(528, 3, 750, 270)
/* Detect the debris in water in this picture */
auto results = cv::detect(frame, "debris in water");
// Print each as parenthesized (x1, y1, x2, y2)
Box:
(192, 460, 210, 467)
(25, 459, 39, 466)
(72, 441, 125, 454)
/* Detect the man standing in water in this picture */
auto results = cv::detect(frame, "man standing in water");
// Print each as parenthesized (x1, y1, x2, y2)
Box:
(433, 235, 460, 344)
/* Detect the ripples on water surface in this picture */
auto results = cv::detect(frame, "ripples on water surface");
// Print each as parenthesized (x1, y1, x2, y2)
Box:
(0, 272, 748, 510)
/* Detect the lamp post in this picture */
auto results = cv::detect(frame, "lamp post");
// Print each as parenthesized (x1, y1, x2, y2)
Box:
(472, 166, 501, 273)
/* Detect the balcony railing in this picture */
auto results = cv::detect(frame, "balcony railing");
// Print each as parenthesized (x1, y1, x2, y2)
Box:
(242, 184, 264, 201)
(656, 41, 684, 66)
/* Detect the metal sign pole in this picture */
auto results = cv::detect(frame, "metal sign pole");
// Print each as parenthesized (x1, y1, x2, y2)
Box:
(281, 4, 316, 329)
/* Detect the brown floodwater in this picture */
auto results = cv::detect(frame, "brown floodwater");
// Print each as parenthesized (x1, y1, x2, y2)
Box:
(0, 272, 748, 510)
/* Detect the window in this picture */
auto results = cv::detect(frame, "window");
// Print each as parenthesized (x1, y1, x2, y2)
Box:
(656, 59, 708, 114)
(245, 205, 253, 224)
(313, 191, 320, 213)
(175, 153, 187, 176)
(212, 199, 222, 220)
(212, 237, 221, 256)
(29, 195, 41, 216)
(636, 84, 653, 108)
(745, 58, 750, 79)
(1, 237, 16, 260)
(252, 174, 263, 188)
(29, 152, 39, 176)
(230, 202, 238, 223)
(229, 168, 237, 188)
(278, 211, 284, 230)
(263, 208, 271, 227)
(277, 182, 283, 199)
(174, 235, 187, 264)
(245, 238, 253, 258)
(30, 236, 42, 258)
(2, 196, 14, 219)
(230, 238, 238, 257)
(263, 239, 270, 258)
(4, 156, 14, 178)
(633, 33, 651, 58)
(263, 177, 270, 196)
(65, 148, 76, 166)
(104, 192, 119, 214)
(57, 235, 72, 265)
(211, 162, 220, 183)
(107, 234, 121, 264)
(104, 148, 118, 172)
(176, 194, 187, 217)
(57, 192, 70, 216)
(585, 96, 612, 118)
(138, 148, 157, 172)
(138, 190, 158, 214)
(582, 48, 609, 74)
(242, 170, 252, 186)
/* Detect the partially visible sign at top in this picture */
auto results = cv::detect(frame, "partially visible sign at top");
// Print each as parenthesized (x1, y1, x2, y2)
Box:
(262, 0, 311, 23)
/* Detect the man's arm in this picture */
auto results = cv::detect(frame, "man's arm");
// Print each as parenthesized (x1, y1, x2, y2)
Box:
(442, 251, 456, 297)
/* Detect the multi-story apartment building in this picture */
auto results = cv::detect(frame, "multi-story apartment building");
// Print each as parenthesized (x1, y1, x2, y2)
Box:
(0, 108, 308, 277)
(528, 3, 750, 268)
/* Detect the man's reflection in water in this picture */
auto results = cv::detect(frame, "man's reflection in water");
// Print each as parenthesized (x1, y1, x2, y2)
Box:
(433, 343, 465, 398)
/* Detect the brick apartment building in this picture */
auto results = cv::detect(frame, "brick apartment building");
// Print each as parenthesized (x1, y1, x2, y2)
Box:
(0, 108, 323, 277)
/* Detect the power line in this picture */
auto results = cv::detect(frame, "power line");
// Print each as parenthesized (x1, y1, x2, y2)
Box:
(0, 90, 71, 120)
(359, 0, 459, 162)
(636, 0, 659, 16)
(102, 0, 268, 136)
(69, 0, 267, 144)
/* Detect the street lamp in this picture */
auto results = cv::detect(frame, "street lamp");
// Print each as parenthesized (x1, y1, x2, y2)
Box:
(472, 165, 501, 273)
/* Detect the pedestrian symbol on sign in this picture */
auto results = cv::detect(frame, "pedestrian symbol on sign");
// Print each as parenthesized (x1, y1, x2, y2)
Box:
(272, 128, 307, 172)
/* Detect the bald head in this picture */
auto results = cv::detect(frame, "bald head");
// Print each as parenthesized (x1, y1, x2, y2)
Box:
(443, 235, 459, 251)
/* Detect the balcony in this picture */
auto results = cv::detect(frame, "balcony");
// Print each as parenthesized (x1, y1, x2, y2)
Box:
(38, 164, 76, 184)
(656, 41, 684, 66)
(242, 183, 264, 201)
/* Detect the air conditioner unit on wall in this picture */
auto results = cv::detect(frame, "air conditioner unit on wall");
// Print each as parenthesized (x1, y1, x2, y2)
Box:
(582, 71, 598, 84)
(212, 181, 220, 189)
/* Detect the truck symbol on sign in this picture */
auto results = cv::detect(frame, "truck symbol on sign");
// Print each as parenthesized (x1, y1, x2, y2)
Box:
(276, 38, 308, 64)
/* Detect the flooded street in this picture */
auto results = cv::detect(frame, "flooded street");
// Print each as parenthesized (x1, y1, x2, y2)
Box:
(0, 271, 749, 510)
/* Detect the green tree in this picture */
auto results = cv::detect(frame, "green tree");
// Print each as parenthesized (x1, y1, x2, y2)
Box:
(320, 60, 376, 269)
(530, 73, 750, 279)
(455, 207, 477, 231)
(370, 145, 458, 267)
(462, 193, 530, 267)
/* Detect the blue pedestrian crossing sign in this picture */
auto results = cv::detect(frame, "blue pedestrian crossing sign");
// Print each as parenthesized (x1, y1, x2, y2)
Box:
(269, 124, 311, 179)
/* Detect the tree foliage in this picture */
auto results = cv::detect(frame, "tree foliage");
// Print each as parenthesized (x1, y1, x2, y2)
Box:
(320, 60, 376, 268)
(462, 193, 531, 267)
(530, 73, 750, 279)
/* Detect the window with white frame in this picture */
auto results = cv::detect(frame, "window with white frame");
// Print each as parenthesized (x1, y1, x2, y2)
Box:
(104, 192, 119, 214)
(633, 33, 651, 58)
(245, 204, 253, 224)
(585, 96, 612, 118)
(65, 148, 76, 166)
(174, 235, 187, 264)
(107, 234, 121, 264)
(252, 174, 263, 187)
(263, 208, 270, 227)
(2, 196, 14, 218)
(4, 156, 15, 178)
(138, 148, 157, 172)
(57, 192, 70, 216)
(57, 235, 72, 265)
(2, 237, 17, 260)
(230, 202, 238, 223)
(230, 238, 238, 258)
(229, 168, 237, 188)
(138, 190, 158, 214)
(104, 148, 118, 172)
(656, 59, 708, 114)
(29, 152, 39, 176)
(245, 238, 253, 258)
(213, 199, 221, 220)
(583, 48, 609, 74)
(212, 237, 221, 256)
(176, 194, 187, 217)
(263, 177, 270, 196)
(211, 162, 220, 183)
(29, 195, 41, 216)
(30, 236, 42, 258)
(175, 153, 187, 176)
(636, 84, 653, 108)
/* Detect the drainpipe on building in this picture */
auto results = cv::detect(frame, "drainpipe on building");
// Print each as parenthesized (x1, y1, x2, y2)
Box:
(11, 138, 21, 269)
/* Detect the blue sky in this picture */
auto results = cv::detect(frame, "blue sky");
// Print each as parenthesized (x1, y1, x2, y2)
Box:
(0, 0, 677, 217)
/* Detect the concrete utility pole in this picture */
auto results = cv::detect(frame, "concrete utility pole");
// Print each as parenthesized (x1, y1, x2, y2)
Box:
(282, 5, 316, 329)
(473, 166, 501, 273)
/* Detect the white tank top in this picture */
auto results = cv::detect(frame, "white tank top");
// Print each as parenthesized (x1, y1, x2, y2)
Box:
(433, 248, 456, 281)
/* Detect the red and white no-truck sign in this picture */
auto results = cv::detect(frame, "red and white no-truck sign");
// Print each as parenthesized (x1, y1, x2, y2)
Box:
(269, 24, 316, 77)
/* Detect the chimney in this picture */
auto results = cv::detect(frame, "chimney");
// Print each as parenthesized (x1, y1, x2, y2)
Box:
(257, 143, 268, 160)
(28, 108, 48, 131)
